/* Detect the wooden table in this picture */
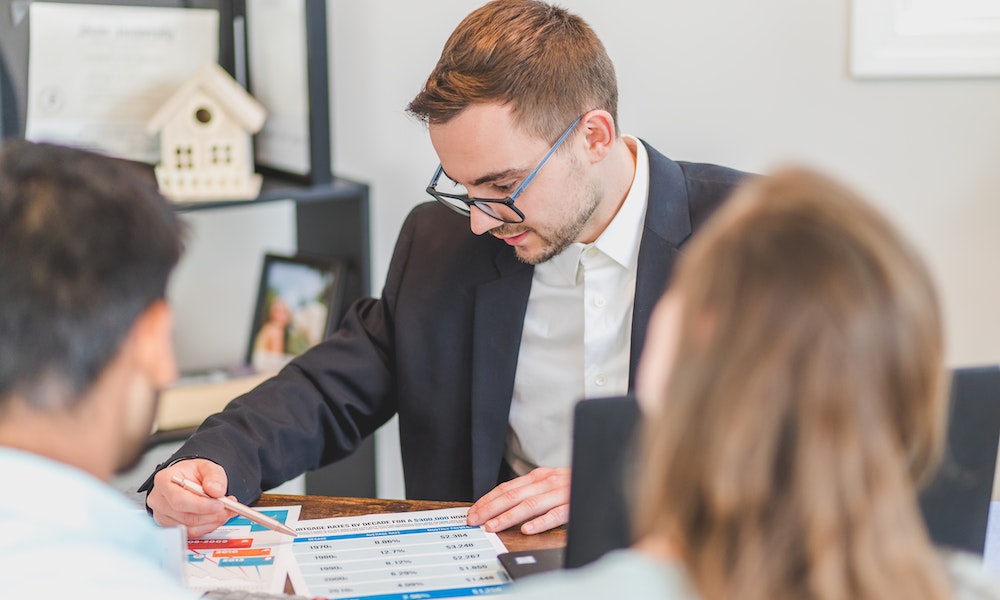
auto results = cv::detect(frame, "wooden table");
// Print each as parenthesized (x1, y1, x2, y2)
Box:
(256, 493, 567, 554)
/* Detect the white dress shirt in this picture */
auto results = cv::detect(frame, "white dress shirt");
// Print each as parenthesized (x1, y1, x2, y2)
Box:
(505, 136, 649, 474)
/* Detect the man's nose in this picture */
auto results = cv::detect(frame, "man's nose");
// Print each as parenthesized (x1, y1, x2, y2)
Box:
(469, 205, 502, 236)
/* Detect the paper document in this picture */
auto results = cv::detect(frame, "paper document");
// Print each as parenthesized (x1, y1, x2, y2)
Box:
(26, 3, 218, 162)
(184, 505, 301, 594)
(288, 507, 511, 599)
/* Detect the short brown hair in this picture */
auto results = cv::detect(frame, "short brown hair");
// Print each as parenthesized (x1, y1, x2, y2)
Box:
(406, 0, 618, 141)
(636, 168, 951, 600)
(0, 141, 184, 410)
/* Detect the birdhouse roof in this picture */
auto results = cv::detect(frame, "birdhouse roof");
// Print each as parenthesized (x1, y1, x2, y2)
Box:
(146, 61, 266, 134)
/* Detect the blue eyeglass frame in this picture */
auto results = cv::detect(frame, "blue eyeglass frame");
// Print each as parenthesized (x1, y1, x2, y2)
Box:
(425, 112, 587, 223)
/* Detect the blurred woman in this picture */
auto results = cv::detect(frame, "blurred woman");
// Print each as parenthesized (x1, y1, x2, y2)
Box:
(512, 167, 1000, 599)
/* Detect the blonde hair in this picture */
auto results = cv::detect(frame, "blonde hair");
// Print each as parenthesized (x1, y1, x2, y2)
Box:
(635, 167, 951, 600)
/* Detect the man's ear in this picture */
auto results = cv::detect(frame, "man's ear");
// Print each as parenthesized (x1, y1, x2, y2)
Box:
(580, 109, 616, 163)
(131, 299, 177, 390)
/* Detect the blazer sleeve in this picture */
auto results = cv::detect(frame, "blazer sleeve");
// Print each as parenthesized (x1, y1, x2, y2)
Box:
(140, 205, 426, 503)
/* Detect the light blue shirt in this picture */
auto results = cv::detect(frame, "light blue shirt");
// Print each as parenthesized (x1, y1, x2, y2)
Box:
(510, 548, 1000, 600)
(0, 447, 200, 599)
(510, 549, 696, 599)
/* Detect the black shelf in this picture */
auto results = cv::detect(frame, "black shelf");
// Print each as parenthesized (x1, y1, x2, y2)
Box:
(171, 174, 367, 212)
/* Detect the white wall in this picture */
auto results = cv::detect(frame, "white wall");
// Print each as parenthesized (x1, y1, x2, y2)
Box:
(170, 202, 296, 372)
(330, 0, 1000, 365)
(323, 1, 1000, 498)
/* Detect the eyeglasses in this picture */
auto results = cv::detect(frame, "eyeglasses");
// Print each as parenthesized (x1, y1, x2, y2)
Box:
(425, 113, 587, 224)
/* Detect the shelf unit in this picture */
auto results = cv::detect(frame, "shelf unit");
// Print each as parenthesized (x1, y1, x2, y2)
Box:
(0, 0, 373, 499)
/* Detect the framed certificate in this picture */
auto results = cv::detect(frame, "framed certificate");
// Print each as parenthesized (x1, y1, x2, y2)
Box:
(0, 0, 243, 152)
(244, 0, 332, 185)
(24, 2, 218, 162)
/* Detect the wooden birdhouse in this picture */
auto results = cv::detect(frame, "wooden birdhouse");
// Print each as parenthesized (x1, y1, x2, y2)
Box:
(146, 61, 266, 201)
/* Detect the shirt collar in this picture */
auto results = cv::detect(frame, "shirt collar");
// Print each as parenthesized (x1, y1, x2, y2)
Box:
(593, 135, 648, 272)
(535, 135, 649, 285)
(541, 242, 586, 286)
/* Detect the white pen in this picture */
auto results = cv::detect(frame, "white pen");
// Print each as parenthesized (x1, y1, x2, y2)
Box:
(170, 475, 298, 537)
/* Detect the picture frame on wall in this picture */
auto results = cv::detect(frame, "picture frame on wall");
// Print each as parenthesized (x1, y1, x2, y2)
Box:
(246, 252, 349, 373)
(851, 0, 1000, 78)
(244, 0, 332, 185)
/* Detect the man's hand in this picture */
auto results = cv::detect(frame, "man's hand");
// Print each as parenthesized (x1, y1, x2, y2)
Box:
(466, 467, 570, 535)
(146, 458, 236, 539)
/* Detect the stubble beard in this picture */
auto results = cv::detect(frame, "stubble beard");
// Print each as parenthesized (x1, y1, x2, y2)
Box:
(495, 183, 603, 266)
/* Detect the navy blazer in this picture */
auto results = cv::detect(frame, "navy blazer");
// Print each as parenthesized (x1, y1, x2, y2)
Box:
(148, 142, 746, 504)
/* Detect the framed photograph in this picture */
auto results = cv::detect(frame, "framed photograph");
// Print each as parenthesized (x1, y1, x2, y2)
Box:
(244, 0, 331, 184)
(851, 0, 1000, 78)
(246, 252, 349, 372)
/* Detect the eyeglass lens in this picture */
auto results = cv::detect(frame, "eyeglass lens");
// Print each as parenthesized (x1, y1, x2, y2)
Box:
(432, 178, 522, 222)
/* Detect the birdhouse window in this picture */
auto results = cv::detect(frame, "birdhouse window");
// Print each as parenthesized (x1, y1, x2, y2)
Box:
(209, 143, 234, 165)
(195, 106, 213, 125)
(174, 144, 195, 170)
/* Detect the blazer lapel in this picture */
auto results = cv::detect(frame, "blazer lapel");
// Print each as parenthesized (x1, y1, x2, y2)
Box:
(629, 143, 693, 387)
(470, 249, 533, 499)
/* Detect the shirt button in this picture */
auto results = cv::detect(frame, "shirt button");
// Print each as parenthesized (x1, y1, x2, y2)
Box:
(594, 296, 606, 308)
(585, 246, 599, 258)
(595, 374, 607, 386)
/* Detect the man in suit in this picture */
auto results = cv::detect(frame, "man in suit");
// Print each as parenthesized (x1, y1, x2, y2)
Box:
(143, 0, 746, 538)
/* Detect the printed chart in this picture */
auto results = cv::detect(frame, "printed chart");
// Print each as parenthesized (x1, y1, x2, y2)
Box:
(288, 507, 511, 599)
(185, 505, 301, 594)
